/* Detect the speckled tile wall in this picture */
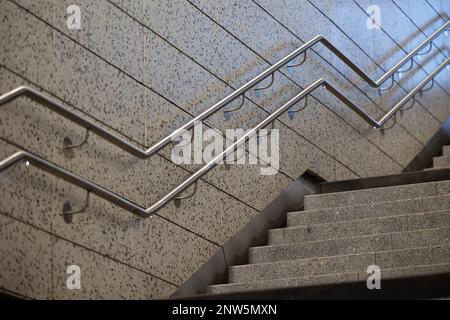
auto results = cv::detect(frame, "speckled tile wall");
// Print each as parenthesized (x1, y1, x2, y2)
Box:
(0, 0, 448, 299)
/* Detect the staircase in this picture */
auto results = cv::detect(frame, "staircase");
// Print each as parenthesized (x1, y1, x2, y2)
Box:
(206, 145, 450, 297)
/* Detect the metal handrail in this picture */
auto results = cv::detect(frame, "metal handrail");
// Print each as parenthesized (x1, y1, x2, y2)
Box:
(1, 21, 447, 159)
(1, 58, 448, 217)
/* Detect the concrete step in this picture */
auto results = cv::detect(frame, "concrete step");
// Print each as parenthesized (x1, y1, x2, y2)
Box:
(443, 145, 450, 157)
(434, 156, 450, 169)
(252, 227, 450, 263)
(303, 180, 450, 211)
(275, 210, 450, 244)
(209, 263, 450, 294)
(209, 272, 357, 294)
(229, 245, 450, 283)
(288, 194, 450, 227)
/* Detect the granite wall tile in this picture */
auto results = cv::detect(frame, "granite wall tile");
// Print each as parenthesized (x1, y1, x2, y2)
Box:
(53, 0, 145, 82)
(52, 238, 176, 299)
(53, 32, 146, 144)
(51, 183, 219, 286)
(109, 0, 144, 23)
(0, 140, 54, 231)
(12, 0, 54, 23)
(0, 0, 54, 90)
(0, 213, 52, 299)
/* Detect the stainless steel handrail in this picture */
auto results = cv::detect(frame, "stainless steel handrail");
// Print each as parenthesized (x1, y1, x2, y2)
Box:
(1, 21, 448, 159)
(1, 59, 448, 217)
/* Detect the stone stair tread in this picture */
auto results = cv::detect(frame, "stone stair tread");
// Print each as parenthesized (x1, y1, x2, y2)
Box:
(229, 245, 450, 283)
(251, 227, 450, 263)
(434, 156, 450, 168)
(210, 262, 450, 294)
(209, 272, 357, 294)
(288, 194, 450, 227)
(303, 180, 450, 210)
(210, 165, 450, 295)
(274, 209, 450, 244)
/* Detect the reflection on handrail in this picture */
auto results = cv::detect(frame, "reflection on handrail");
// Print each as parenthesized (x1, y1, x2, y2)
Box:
(1, 21, 448, 160)
(1, 59, 448, 217)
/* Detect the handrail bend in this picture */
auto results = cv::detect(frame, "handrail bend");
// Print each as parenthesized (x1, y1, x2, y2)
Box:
(1, 59, 448, 217)
(1, 21, 448, 159)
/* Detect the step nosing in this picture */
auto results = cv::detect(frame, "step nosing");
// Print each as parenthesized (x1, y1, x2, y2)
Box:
(218, 262, 450, 291)
(285, 208, 450, 229)
(261, 226, 450, 250)
(231, 244, 450, 270)
(298, 192, 450, 213)
(304, 181, 440, 199)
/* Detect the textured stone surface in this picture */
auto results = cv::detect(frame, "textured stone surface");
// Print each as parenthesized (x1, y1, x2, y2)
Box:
(250, 234, 391, 263)
(434, 156, 450, 168)
(280, 209, 450, 244)
(209, 272, 358, 294)
(54, 0, 145, 82)
(53, 32, 147, 144)
(190, 0, 423, 169)
(304, 181, 438, 210)
(0, 214, 52, 299)
(443, 146, 450, 157)
(423, 194, 450, 212)
(370, 263, 450, 280)
(52, 238, 176, 299)
(281, 214, 407, 243)
(254, 0, 443, 147)
(2, 0, 449, 300)
(229, 252, 374, 282)
(52, 184, 219, 286)
(391, 227, 450, 250)
(0, 0, 54, 89)
(290, 197, 423, 226)
(375, 245, 450, 269)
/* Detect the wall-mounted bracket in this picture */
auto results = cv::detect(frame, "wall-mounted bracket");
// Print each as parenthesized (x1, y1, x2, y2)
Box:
(378, 74, 395, 95)
(419, 78, 435, 97)
(256, 121, 275, 145)
(415, 42, 433, 60)
(174, 181, 198, 208)
(61, 191, 90, 224)
(287, 50, 307, 74)
(396, 59, 414, 79)
(400, 97, 416, 115)
(254, 73, 275, 97)
(63, 129, 90, 150)
(288, 95, 309, 119)
(381, 114, 397, 133)
(224, 94, 245, 121)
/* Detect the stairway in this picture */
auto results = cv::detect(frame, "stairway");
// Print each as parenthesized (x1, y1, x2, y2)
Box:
(207, 145, 450, 297)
